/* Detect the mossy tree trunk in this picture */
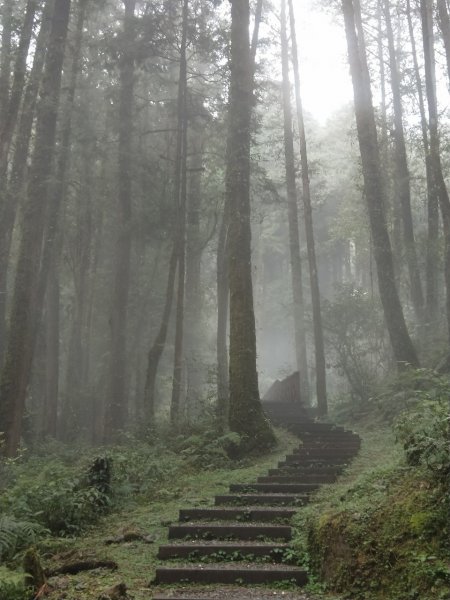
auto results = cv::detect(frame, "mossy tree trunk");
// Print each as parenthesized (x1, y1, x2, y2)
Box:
(226, 0, 275, 452)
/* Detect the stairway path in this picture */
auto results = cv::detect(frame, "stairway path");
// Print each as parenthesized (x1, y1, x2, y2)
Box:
(151, 405, 360, 599)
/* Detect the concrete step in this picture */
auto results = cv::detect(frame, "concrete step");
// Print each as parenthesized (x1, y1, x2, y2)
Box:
(229, 483, 318, 494)
(168, 523, 292, 541)
(257, 474, 336, 484)
(214, 493, 310, 507)
(157, 541, 289, 559)
(179, 507, 296, 523)
(153, 564, 308, 585)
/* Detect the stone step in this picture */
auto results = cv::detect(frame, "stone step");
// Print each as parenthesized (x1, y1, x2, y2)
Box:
(298, 438, 360, 446)
(153, 564, 308, 585)
(153, 590, 309, 600)
(292, 447, 357, 457)
(268, 466, 342, 476)
(168, 523, 292, 541)
(257, 474, 336, 484)
(214, 494, 310, 507)
(157, 541, 289, 559)
(281, 455, 351, 466)
(229, 483, 318, 494)
(179, 507, 296, 523)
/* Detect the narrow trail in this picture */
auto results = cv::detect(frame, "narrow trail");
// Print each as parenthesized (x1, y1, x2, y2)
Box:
(150, 402, 361, 599)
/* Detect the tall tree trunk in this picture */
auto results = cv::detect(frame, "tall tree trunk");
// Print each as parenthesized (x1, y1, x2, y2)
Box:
(406, 0, 438, 325)
(0, 0, 39, 175)
(0, 0, 72, 457)
(170, 0, 189, 425)
(437, 0, 450, 85)
(216, 0, 264, 430)
(0, 0, 53, 370)
(185, 137, 203, 419)
(37, 0, 88, 439)
(384, 0, 424, 323)
(105, 0, 136, 439)
(420, 0, 450, 345)
(144, 245, 178, 423)
(216, 212, 229, 429)
(288, 0, 327, 415)
(341, 0, 419, 368)
(0, 0, 13, 128)
(227, 0, 275, 452)
(280, 0, 310, 406)
(44, 261, 60, 438)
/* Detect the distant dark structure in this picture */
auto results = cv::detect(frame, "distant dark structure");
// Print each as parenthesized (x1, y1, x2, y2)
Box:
(261, 371, 311, 426)
(262, 371, 302, 403)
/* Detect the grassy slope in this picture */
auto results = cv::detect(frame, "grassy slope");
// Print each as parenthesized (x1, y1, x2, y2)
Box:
(293, 425, 450, 600)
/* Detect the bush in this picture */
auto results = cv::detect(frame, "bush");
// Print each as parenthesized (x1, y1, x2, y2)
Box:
(0, 567, 30, 600)
(394, 370, 450, 484)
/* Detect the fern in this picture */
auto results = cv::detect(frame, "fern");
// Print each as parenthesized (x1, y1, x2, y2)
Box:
(0, 516, 47, 561)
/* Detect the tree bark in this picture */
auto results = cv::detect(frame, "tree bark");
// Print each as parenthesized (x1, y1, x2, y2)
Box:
(105, 0, 136, 439)
(227, 0, 275, 452)
(0, 0, 72, 457)
(384, 0, 424, 323)
(420, 0, 450, 345)
(0, 0, 53, 370)
(0, 0, 13, 131)
(341, 0, 419, 368)
(185, 136, 203, 419)
(437, 0, 450, 85)
(288, 0, 327, 415)
(0, 0, 39, 175)
(144, 245, 178, 423)
(170, 0, 189, 425)
(406, 0, 438, 325)
(280, 0, 310, 406)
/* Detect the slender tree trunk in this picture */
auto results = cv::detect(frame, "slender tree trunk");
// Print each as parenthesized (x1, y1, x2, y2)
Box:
(0, 0, 39, 175)
(0, 0, 53, 370)
(170, 0, 189, 425)
(0, 0, 13, 128)
(227, 0, 275, 452)
(44, 261, 59, 438)
(406, 0, 438, 324)
(280, 0, 310, 406)
(288, 0, 327, 415)
(342, 0, 419, 368)
(0, 0, 72, 457)
(420, 0, 450, 345)
(216, 212, 229, 428)
(437, 0, 450, 85)
(144, 245, 178, 423)
(105, 0, 136, 438)
(185, 137, 203, 419)
(384, 0, 424, 323)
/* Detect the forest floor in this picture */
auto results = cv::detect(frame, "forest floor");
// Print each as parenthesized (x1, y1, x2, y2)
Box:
(37, 430, 339, 600)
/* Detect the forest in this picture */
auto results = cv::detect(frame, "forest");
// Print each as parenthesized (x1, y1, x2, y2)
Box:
(0, 0, 449, 598)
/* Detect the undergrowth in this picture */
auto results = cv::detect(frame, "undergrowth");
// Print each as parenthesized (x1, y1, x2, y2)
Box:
(296, 368, 450, 600)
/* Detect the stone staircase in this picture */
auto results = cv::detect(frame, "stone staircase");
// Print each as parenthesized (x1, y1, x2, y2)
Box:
(151, 403, 360, 598)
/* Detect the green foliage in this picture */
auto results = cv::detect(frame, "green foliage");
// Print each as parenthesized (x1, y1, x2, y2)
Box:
(393, 371, 450, 484)
(0, 516, 47, 562)
(0, 568, 30, 600)
(322, 284, 388, 408)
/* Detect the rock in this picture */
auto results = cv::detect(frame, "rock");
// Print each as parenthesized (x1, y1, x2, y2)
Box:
(98, 582, 129, 600)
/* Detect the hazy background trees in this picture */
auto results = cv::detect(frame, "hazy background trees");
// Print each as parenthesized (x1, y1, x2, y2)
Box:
(1, 0, 450, 455)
